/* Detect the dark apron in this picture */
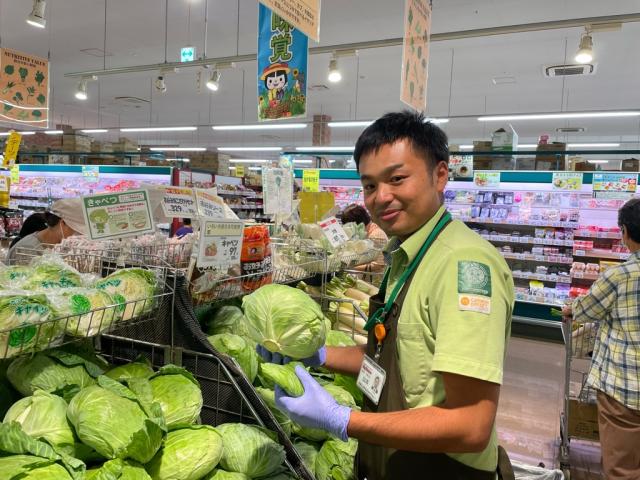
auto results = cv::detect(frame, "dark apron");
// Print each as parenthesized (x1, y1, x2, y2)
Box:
(355, 243, 514, 480)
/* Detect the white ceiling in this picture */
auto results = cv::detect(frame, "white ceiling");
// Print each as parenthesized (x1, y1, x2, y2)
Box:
(1, 0, 640, 155)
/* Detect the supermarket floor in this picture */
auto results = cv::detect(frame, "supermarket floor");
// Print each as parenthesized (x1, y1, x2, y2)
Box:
(498, 335, 603, 479)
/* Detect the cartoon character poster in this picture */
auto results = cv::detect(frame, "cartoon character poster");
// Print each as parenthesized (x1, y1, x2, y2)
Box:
(257, 3, 308, 121)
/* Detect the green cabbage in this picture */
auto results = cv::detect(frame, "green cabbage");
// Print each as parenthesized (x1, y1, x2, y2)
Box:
(291, 422, 329, 442)
(325, 330, 356, 347)
(22, 262, 82, 290)
(255, 387, 293, 436)
(3, 390, 75, 454)
(205, 470, 250, 480)
(0, 266, 31, 288)
(96, 269, 157, 321)
(47, 288, 118, 337)
(242, 284, 326, 359)
(85, 459, 151, 480)
(0, 455, 73, 480)
(208, 333, 259, 383)
(149, 365, 202, 429)
(217, 423, 285, 478)
(105, 358, 154, 382)
(315, 438, 358, 480)
(260, 474, 298, 480)
(206, 306, 250, 337)
(332, 374, 363, 407)
(293, 439, 318, 477)
(146, 425, 223, 480)
(0, 293, 60, 359)
(259, 362, 304, 397)
(291, 384, 356, 442)
(66, 376, 165, 464)
(323, 384, 357, 409)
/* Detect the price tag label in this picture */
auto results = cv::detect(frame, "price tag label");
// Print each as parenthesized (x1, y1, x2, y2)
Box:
(161, 187, 197, 218)
(575, 250, 586, 256)
(235, 165, 245, 177)
(302, 169, 320, 192)
(82, 189, 155, 240)
(3, 132, 22, 166)
(198, 219, 244, 268)
(195, 189, 225, 218)
(0, 176, 9, 193)
(318, 216, 349, 248)
(10, 165, 19, 184)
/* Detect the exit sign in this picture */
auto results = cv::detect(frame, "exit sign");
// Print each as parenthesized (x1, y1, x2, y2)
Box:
(181, 46, 196, 62)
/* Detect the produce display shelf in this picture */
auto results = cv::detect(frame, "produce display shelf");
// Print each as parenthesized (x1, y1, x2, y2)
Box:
(512, 272, 572, 284)
(480, 234, 574, 247)
(572, 249, 629, 260)
(570, 272, 600, 281)
(217, 189, 260, 197)
(501, 252, 573, 264)
(456, 216, 580, 229)
(515, 296, 565, 307)
(573, 230, 621, 239)
(229, 205, 262, 210)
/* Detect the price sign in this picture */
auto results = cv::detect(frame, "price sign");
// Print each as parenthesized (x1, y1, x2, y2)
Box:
(198, 219, 244, 268)
(302, 169, 320, 192)
(161, 187, 197, 218)
(0, 176, 8, 193)
(195, 189, 225, 218)
(82, 165, 99, 181)
(235, 165, 245, 177)
(318, 216, 349, 248)
(3, 132, 22, 166)
(82, 189, 155, 240)
(10, 165, 19, 184)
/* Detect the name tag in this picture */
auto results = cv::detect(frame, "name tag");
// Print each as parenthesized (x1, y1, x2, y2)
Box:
(357, 355, 387, 405)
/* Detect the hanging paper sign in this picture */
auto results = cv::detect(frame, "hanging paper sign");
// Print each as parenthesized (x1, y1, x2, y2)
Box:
(82, 189, 155, 240)
(0, 48, 49, 125)
(10, 165, 19, 184)
(400, 0, 431, 112)
(263, 167, 293, 214)
(195, 188, 226, 218)
(302, 168, 320, 192)
(3, 131, 21, 166)
(82, 165, 100, 181)
(257, 3, 308, 121)
(592, 173, 638, 199)
(235, 165, 245, 177)
(319, 216, 348, 248)
(198, 219, 244, 269)
(552, 172, 583, 191)
(473, 171, 500, 188)
(0, 176, 9, 193)
(161, 186, 198, 218)
(258, 0, 320, 42)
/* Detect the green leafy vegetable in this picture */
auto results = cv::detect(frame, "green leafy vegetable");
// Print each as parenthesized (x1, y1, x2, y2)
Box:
(96, 269, 157, 321)
(85, 458, 151, 480)
(315, 438, 358, 480)
(47, 288, 118, 336)
(208, 333, 258, 383)
(217, 423, 285, 478)
(149, 365, 202, 429)
(206, 305, 250, 337)
(205, 470, 250, 480)
(259, 362, 304, 397)
(105, 357, 154, 382)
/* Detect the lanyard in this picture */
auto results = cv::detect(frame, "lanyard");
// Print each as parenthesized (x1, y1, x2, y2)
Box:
(364, 210, 452, 332)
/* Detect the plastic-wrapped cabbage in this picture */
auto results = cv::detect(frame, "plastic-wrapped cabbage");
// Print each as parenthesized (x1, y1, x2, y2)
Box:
(217, 423, 285, 478)
(293, 439, 318, 477)
(315, 438, 358, 480)
(66, 375, 165, 463)
(0, 455, 73, 480)
(208, 333, 258, 383)
(146, 425, 223, 480)
(0, 293, 60, 359)
(255, 387, 293, 437)
(205, 470, 250, 480)
(85, 459, 151, 480)
(105, 358, 154, 382)
(149, 365, 202, 428)
(96, 269, 157, 321)
(207, 305, 250, 337)
(7, 348, 106, 397)
(46, 288, 118, 337)
(259, 362, 304, 397)
(242, 285, 326, 359)
(22, 258, 82, 290)
(3, 390, 75, 454)
(0, 266, 31, 289)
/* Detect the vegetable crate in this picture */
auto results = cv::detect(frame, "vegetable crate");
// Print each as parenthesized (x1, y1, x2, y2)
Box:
(559, 317, 600, 474)
(1, 251, 176, 360)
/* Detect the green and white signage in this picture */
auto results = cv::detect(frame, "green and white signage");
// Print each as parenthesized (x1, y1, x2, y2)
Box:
(82, 189, 155, 240)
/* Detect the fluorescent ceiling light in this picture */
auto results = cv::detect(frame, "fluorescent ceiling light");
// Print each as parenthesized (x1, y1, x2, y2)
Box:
(218, 147, 282, 152)
(457, 145, 474, 150)
(294, 159, 314, 164)
(166, 158, 190, 162)
(80, 129, 108, 133)
(295, 146, 354, 152)
(328, 121, 373, 128)
(587, 160, 608, 164)
(424, 118, 449, 124)
(228, 166, 236, 169)
(120, 126, 197, 132)
(149, 147, 206, 151)
(213, 123, 307, 131)
(248, 167, 262, 171)
(1, 131, 37, 136)
(229, 159, 269, 163)
(478, 112, 640, 121)
(44, 130, 63, 135)
(568, 143, 620, 148)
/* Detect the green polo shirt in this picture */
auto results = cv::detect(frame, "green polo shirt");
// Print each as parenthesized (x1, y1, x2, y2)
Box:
(384, 205, 514, 472)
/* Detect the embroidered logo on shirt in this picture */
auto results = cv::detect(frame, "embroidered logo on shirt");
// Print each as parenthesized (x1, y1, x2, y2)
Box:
(458, 261, 492, 297)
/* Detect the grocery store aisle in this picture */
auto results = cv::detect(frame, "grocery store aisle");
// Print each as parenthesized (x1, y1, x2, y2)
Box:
(497, 335, 603, 479)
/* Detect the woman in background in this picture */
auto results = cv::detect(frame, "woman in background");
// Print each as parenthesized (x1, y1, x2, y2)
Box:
(9, 212, 47, 248)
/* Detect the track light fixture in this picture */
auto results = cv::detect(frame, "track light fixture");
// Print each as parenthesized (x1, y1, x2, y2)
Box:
(26, 0, 46, 28)
(75, 79, 88, 100)
(575, 28, 594, 64)
(155, 76, 167, 93)
(206, 70, 221, 91)
(327, 58, 342, 83)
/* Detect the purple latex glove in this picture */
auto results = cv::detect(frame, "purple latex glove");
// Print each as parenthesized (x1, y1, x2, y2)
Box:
(256, 345, 326, 368)
(275, 365, 351, 441)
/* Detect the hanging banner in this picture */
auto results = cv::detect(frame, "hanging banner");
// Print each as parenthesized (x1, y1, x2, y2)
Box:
(257, 3, 308, 121)
(592, 173, 638, 199)
(263, 167, 293, 214)
(161, 186, 198, 218)
(302, 168, 320, 192)
(3, 131, 22, 166)
(82, 189, 155, 240)
(552, 172, 583, 191)
(0, 48, 49, 126)
(258, 0, 320, 42)
(400, 0, 431, 112)
(197, 219, 244, 269)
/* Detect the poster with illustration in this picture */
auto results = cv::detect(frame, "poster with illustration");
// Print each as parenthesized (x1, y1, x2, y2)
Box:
(257, 3, 308, 121)
(263, 167, 293, 214)
(82, 189, 155, 240)
(0, 48, 49, 126)
(552, 172, 583, 191)
(400, 0, 431, 112)
(592, 173, 638, 199)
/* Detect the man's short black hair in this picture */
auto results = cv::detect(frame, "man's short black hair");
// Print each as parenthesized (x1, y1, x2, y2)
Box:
(353, 110, 449, 172)
(618, 198, 640, 243)
(341, 204, 371, 226)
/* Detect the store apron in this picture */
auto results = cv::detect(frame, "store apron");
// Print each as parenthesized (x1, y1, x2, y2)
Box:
(355, 213, 514, 480)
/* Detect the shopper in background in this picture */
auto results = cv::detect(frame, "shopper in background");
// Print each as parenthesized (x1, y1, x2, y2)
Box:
(341, 203, 388, 272)
(175, 218, 193, 238)
(563, 198, 640, 479)
(259, 111, 515, 479)
(6, 198, 86, 265)
(9, 212, 47, 249)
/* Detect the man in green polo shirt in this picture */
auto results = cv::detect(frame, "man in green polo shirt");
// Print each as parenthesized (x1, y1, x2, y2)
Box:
(260, 111, 515, 479)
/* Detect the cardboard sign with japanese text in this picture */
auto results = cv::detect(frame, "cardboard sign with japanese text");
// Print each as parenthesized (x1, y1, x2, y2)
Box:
(319, 216, 348, 248)
(82, 189, 155, 240)
(161, 186, 198, 218)
(3, 131, 21, 166)
(198, 219, 244, 269)
(195, 188, 226, 218)
(263, 167, 293, 214)
(257, 3, 308, 121)
(259, 0, 320, 42)
(400, 0, 431, 112)
(302, 168, 320, 192)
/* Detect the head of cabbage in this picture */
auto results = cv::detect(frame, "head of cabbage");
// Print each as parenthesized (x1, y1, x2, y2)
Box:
(149, 365, 202, 429)
(255, 387, 292, 437)
(22, 261, 82, 290)
(217, 423, 285, 478)
(242, 285, 326, 359)
(206, 305, 250, 337)
(204, 470, 250, 480)
(315, 438, 358, 480)
(0, 454, 73, 480)
(85, 459, 151, 480)
(105, 357, 154, 382)
(259, 362, 304, 397)
(208, 333, 258, 383)
(46, 288, 118, 337)
(0, 266, 31, 289)
(95, 269, 157, 321)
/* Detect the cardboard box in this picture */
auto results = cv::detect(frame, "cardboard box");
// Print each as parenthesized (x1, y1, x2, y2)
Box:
(491, 125, 518, 152)
(568, 399, 599, 441)
(63, 134, 92, 152)
(536, 142, 567, 170)
(621, 158, 639, 172)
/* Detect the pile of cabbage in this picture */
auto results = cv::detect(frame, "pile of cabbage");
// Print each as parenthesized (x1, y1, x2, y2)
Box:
(0, 255, 159, 358)
(202, 285, 361, 480)
(0, 346, 297, 480)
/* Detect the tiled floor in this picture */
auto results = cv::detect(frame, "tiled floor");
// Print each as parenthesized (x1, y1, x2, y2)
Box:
(497, 336, 603, 479)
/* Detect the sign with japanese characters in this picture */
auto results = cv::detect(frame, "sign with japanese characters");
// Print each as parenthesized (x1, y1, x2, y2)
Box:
(257, 3, 308, 121)
(82, 165, 99, 181)
(400, 0, 431, 112)
(195, 188, 226, 218)
(3, 131, 21, 166)
(198, 219, 244, 269)
(10, 165, 19, 184)
(302, 168, 320, 192)
(319, 216, 348, 248)
(592, 173, 638, 199)
(234, 165, 245, 177)
(259, 0, 320, 42)
(552, 172, 583, 191)
(0, 175, 8, 193)
(473, 171, 500, 188)
(0, 48, 49, 126)
(263, 167, 293, 214)
(161, 186, 198, 218)
(82, 189, 155, 240)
